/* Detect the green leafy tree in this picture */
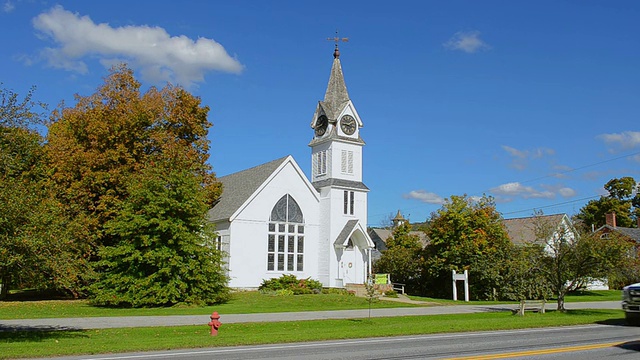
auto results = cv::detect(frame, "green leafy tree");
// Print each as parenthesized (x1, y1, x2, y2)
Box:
(576, 177, 639, 229)
(531, 212, 631, 311)
(501, 244, 552, 301)
(373, 222, 422, 294)
(1, 86, 89, 298)
(90, 156, 228, 306)
(422, 195, 513, 300)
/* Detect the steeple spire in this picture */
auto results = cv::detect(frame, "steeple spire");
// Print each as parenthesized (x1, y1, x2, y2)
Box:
(321, 46, 350, 121)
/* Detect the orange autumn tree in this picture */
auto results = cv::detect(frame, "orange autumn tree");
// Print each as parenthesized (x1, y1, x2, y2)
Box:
(47, 65, 226, 306)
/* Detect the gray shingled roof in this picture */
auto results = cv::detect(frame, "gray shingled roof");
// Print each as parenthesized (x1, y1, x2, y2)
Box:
(503, 214, 567, 245)
(616, 227, 640, 242)
(312, 178, 369, 191)
(367, 228, 430, 249)
(598, 225, 640, 243)
(334, 220, 359, 246)
(207, 156, 289, 222)
(321, 58, 350, 121)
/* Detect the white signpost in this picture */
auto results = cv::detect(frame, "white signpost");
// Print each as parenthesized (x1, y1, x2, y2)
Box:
(452, 270, 469, 302)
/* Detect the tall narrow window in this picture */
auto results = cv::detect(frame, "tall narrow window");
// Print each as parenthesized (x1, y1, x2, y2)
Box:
(343, 191, 348, 214)
(350, 191, 355, 215)
(268, 195, 305, 272)
(315, 150, 327, 176)
(343, 191, 354, 215)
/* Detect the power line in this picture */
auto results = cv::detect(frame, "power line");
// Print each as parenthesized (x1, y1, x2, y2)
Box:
(371, 150, 640, 224)
(517, 150, 640, 186)
(500, 195, 601, 216)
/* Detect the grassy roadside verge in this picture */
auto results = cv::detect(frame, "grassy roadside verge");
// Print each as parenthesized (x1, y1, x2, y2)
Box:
(408, 290, 622, 304)
(1, 309, 625, 359)
(0, 292, 418, 320)
(0, 290, 620, 320)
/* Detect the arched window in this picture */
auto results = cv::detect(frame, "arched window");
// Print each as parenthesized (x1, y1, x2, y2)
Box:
(267, 195, 305, 272)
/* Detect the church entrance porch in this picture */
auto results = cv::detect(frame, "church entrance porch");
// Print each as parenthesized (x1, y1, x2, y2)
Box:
(333, 223, 374, 287)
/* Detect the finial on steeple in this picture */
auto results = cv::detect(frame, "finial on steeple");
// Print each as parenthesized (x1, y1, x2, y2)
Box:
(327, 30, 348, 59)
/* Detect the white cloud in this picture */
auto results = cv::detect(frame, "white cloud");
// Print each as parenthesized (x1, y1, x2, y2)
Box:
(31, 6, 243, 87)
(501, 145, 555, 170)
(403, 190, 444, 204)
(490, 182, 554, 199)
(550, 164, 573, 179)
(444, 31, 490, 53)
(3, 1, 14, 13)
(490, 182, 577, 201)
(598, 131, 640, 151)
(557, 187, 576, 198)
(502, 145, 527, 159)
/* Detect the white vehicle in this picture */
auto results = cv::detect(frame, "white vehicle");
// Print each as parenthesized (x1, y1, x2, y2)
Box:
(622, 282, 640, 325)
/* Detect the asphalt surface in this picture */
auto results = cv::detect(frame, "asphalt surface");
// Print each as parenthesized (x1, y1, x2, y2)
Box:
(0, 301, 621, 331)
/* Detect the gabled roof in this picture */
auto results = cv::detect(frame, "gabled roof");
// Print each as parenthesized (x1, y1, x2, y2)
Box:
(207, 156, 289, 222)
(334, 220, 359, 247)
(596, 225, 640, 243)
(502, 214, 569, 245)
(334, 220, 374, 249)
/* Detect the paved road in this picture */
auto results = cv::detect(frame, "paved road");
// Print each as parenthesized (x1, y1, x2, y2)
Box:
(0, 301, 621, 331)
(33, 323, 640, 360)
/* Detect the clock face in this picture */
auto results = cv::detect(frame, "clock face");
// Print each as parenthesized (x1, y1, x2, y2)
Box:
(315, 115, 328, 136)
(340, 115, 356, 135)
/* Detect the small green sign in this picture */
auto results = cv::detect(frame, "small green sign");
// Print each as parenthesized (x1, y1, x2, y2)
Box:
(375, 274, 388, 284)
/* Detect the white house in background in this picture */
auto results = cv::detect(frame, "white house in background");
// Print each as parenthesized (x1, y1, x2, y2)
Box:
(503, 213, 608, 290)
(503, 213, 576, 254)
(208, 46, 375, 289)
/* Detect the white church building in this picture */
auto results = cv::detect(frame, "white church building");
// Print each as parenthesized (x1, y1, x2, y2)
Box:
(208, 46, 375, 289)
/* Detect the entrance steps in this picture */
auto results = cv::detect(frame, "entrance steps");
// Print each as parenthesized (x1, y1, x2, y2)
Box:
(345, 283, 367, 297)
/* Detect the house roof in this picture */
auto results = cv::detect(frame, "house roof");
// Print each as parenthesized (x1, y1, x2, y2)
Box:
(367, 228, 430, 250)
(596, 225, 640, 243)
(502, 214, 567, 245)
(207, 156, 289, 222)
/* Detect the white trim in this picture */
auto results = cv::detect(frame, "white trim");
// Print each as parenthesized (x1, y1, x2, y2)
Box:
(229, 156, 320, 222)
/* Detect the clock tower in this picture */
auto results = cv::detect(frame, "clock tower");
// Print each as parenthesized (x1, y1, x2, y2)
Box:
(309, 44, 373, 287)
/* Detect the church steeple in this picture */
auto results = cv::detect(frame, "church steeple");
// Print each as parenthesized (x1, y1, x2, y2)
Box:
(310, 45, 364, 144)
(321, 47, 350, 121)
(309, 45, 366, 186)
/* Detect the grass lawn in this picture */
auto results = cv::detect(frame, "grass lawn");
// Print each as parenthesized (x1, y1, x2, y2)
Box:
(0, 291, 420, 320)
(408, 289, 622, 304)
(0, 309, 625, 359)
(0, 290, 621, 320)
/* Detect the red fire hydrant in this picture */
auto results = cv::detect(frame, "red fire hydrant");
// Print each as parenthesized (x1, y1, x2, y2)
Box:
(208, 311, 221, 336)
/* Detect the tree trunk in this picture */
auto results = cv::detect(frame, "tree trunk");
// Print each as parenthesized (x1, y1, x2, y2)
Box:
(556, 292, 566, 312)
(0, 274, 9, 300)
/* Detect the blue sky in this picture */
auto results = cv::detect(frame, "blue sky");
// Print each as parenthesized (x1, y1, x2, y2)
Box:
(2, 0, 639, 226)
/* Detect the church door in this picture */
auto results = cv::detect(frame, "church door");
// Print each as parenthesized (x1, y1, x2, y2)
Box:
(340, 242, 357, 284)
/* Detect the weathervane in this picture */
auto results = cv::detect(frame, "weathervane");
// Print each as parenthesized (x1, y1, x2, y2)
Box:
(327, 30, 348, 59)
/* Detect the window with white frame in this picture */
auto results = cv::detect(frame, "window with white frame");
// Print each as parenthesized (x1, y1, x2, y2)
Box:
(267, 194, 304, 272)
(343, 190, 354, 215)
